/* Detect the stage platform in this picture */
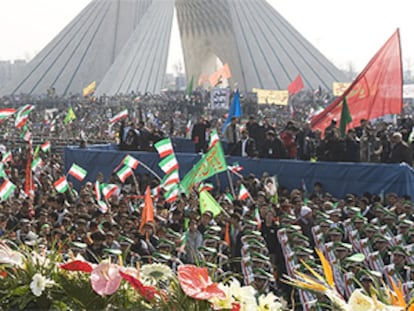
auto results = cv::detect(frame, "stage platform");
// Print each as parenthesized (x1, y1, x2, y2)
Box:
(64, 142, 414, 199)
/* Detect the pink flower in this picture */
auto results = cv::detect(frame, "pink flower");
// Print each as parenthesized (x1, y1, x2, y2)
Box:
(177, 265, 226, 300)
(90, 261, 122, 296)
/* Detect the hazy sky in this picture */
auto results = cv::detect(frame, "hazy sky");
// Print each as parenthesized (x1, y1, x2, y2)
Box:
(0, 0, 412, 73)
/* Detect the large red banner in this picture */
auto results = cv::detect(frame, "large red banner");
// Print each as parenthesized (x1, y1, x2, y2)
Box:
(311, 29, 402, 133)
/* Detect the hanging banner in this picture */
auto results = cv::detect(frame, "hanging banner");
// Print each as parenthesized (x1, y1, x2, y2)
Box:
(252, 88, 288, 105)
(210, 88, 230, 110)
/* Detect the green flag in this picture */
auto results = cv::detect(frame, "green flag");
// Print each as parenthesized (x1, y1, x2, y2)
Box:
(200, 190, 222, 217)
(181, 141, 227, 194)
(185, 76, 194, 99)
(339, 97, 352, 137)
(64, 107, 77, 124)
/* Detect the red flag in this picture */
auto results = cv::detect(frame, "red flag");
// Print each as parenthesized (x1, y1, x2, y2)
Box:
(24, 146, 34, 197)
(311, 29, 402, 133)
(288, 74, 304, 95)
(139, 186, 154, 233)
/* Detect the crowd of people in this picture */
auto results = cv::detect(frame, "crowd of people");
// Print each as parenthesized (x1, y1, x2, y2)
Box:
(0, 89, 413, 309)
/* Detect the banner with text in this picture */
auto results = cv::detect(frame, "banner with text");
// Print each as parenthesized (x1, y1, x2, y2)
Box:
(252, 88, 288, 105)
(210, 88, 230, 110)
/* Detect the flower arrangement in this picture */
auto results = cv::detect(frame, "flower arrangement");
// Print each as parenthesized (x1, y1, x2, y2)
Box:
(0, 240, 283, 310)
(283, 248, 414, 311)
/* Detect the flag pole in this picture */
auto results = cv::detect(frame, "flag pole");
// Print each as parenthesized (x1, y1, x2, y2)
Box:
(139, 161, 162, 181)
(226, 169, 236, 199)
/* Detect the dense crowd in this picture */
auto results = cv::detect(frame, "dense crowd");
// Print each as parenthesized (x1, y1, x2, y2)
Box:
(0, 90, 414, 308)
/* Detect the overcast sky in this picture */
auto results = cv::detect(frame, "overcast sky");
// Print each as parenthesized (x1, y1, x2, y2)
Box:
(0, 0, 412, 74)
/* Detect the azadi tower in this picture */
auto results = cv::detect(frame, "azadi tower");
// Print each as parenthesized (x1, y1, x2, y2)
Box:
(1, 0, 346, 96)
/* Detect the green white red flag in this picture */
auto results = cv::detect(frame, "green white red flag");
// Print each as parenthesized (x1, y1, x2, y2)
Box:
(164, 185, 180, 203)
(0, 108, 16, 119)
(238, 184, 250, 201)
(161, 169, 180, 189)
(68, 163, 88, 181)
(31, 157, 43, 171)
(154, 138, 174, 158)
(95, 180, 101, 201)
(15, 104, 35, 128)
(208, 129, 220, 149)
(2, 151, 12, 163)
(116, 165, 133, 183)
(102, 183, 119, 199)
(158, 154, 179, 175)
(122, 155, 139, 169)
(0, 179, 16, 201)
(41, 141, 51, 152)
(54, 176, 68, 193)
(109, 109, 128, 124)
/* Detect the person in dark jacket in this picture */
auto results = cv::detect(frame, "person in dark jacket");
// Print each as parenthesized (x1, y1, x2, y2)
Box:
(261, 130, 288, 159)
(235, 129, 257, 157)
(388, 132, 412, 165)
(191, 116, 210, 153)
(343, 128, 360, 162)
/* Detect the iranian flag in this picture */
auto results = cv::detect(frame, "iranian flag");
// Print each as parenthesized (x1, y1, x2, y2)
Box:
(208, 129, 220, 149)
(154, 138, 174, 158)
(159, 154, 179, 175)
(117, 165, 133, 183)
(97, 200, 108, 213)
(228, 163, 243, 173)
(123, 155, 139, 169)
(0, 179, 16, 201)
(54, 176, 68, 193)
(161, 169, 180, 188)
(254, 207, 262, 230)
(2, 151, 12, 163)
(95, 180, 101, 201)
(109, 109, 128, 124)
(0, 108, 16, 119)
(151, 185, 161, 198)
(31, 157, 43, 171)
(238, 184, 250, 201)
(20, 127, 32, 142)
(15, 104, 35, 128)
(41, 141, 51, 152)
(102, 183, 119, 199)
(165, 185, 179, 203)
(68, 163, 87, 181)
(198, 182, 213, 192)
(0, 163, 5, 178)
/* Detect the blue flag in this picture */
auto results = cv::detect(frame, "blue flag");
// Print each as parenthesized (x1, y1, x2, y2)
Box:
(222, 89, 241, 133)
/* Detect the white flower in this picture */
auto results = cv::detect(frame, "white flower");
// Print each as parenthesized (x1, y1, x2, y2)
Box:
(347, 289, 375, 311)
(228, 278, 257, 310)
(30, 273, 54, 297)
(140, 263, 173, 285)
(0, 242, 24, 267)
(257, 292, 283, 311)
(209, 282, 234, 310)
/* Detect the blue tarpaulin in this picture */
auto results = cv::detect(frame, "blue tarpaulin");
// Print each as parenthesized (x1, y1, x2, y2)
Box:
(64, 144, 414, 199)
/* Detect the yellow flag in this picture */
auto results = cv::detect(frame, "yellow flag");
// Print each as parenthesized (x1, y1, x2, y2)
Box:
(332, 82, 351, 96)
(82, 81, 96, 97)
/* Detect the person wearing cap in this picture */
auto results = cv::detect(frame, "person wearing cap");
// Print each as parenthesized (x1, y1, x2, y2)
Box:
(371, 233, 391, 265)
(387, 131, 412, 165)
(198, 211, 214, 234)
(389, 246, 409, 282)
